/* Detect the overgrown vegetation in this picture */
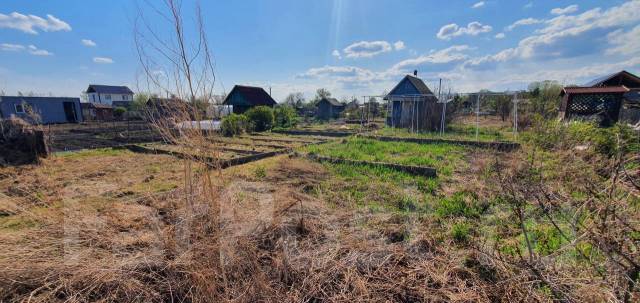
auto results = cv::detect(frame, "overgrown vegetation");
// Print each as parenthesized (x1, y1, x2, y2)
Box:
(221, 113, 251, 136)
(245, 106, 275, 132)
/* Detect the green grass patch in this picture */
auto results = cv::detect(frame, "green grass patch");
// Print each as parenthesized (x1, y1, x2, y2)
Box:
(372, 125, 513, 142)
(55, 148, 130, 159)
(302, 137, 467, 176)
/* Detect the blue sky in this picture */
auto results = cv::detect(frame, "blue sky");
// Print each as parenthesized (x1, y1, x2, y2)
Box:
(1, 0, 639, 101)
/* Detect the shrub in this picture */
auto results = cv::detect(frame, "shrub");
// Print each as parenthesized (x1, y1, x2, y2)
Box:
(114, 106, 127, 118)
(245, 106, 274, 132)
(221, 113, 250, 137)
(273, 105, 298, 129)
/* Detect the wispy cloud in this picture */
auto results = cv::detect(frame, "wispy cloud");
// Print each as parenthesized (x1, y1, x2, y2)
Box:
(437, 22, 492, 40)
(343, 41, 393, 58)
(495, 33, 505, 39)
(506, 18, 544, 31)
(93, 57, 114, 64)
(81, 39, 96, 47)
(524, 2, 533, 9)
(28, 45, 53, 56)
(394, 41, 406, 50)
(0, 43, 25, 51)
(550, 4, 579, 15)
(1, 43, 52, 56)
(0, 12, 71, 34)
(472, 1, 485, 9)
(332, 49, 342, 60)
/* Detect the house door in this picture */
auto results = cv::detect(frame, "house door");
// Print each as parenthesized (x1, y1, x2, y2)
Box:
(63, 102, 78, 123)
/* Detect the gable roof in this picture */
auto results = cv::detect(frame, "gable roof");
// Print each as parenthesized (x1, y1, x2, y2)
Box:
(87, 85, 134, 95)
(583, 70, 640, 88)
(386, 75, 435, 98)
(319, 97, 343, 107)
(223, 85, 277, 106)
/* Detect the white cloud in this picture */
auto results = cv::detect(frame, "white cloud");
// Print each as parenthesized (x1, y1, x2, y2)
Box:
(495, 33, 506, 39)
(394, 41, 406, 50)
(1, 43, 52, 56)
(93, 57, 114, 64)
(296, 65, 376, 82)
(472, 1, 485, 9)
(81, 39, 96, 47)
(551, 4, 579, 15)
(0, 12, 71, 34)
(467, 0, 640, 68)
(524, 2, 533, 9)
(27, 45, 53, 56)
(606, 25, 640, 56)
(0, 43, 25, 51)
(437, 22, 492, 40)
(390, 45, 472, 74)
(343, 41, 393, 58)
(332, 49, 342, 59)
(506, 18, 544, 31)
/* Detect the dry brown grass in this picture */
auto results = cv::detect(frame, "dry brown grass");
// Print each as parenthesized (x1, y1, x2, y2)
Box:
(0, 148, 551, 302)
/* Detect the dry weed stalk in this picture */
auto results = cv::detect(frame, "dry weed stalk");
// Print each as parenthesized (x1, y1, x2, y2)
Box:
(484, 128, 640, 302)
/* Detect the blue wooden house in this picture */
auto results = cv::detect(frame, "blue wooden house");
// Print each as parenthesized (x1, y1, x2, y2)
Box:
(385, 73, 441, 131)
(0, 96, 83, 124)
(223, 85, 277, 114)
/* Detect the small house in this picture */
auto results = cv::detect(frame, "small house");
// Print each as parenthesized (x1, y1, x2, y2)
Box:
(81, 103, 114, 121)
(222, 85, 277, 114)
(560, 70, 640, 126)
(0, 96, 83, 124)
(385, 72, 442, 131)
(86, 84, 134, 106)
(316, 97, 345, 120)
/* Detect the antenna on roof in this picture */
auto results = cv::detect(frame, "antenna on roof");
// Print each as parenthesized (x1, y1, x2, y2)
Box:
(413, 70, 418, 77)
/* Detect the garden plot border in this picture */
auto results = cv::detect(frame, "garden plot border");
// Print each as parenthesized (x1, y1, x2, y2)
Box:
(123, 144, 287, 169)
(304, 153, 437, 178)
(272, 130, 355, 137)
(361, 135, 520, 151)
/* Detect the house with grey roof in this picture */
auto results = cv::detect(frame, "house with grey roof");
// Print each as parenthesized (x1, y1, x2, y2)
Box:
(222, 85, 277, 114)
(385, 71, 442, 131)
(0, 96, 83, 124)
(86, 84, 134, 106)
(316, 97, 345, 120)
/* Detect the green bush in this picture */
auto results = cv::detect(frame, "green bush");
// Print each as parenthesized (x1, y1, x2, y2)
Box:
(245, 106, 274, 132)
(114, 106, 127, 118)
(221, 113, 250, 137)
(273, 105, 298, 129)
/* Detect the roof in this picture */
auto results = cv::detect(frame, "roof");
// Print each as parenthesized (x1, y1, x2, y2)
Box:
(86, 85, 134, 95)
(223, 85, 277, 106)
(0, 96, 80, 103)
(562, 86, 630, 95)
(386, 74, 435, 99)
(319, 97, 343, 107)
(583, 70, 640, 88)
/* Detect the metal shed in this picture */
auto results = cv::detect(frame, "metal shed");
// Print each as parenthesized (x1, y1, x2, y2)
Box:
(0, 96, 83, 124)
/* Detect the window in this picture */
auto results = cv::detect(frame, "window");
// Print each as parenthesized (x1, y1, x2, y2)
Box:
(104, 94, 112, 100)
(15, 104, 25, 113)
(122, 95, 128, 101)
